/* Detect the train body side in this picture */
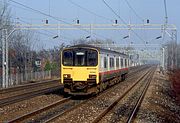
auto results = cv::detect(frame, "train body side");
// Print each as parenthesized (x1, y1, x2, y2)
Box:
(99, 50, 129, 83)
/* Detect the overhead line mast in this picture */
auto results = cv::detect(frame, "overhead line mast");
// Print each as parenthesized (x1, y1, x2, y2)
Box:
(164, 0, 168, 25)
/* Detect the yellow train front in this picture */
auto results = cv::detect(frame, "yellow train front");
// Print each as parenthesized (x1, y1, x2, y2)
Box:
(61, 45, 129, 95)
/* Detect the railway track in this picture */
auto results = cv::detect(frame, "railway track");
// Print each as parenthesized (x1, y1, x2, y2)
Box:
(45, 67, 152, 123)
(126, 67, 155, 123)
(8, 97, 71, 123)
(92, 67, 155, 123)
(5, 66, 151, 123)
(7, 94, 98, 123)
(0, 66, 147, 108)
(48, 67, 153, 122)
(0, 78, 60, 94)
(0, 79, 62, 107)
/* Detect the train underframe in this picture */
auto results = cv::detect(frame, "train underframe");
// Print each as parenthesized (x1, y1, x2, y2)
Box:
(63, 72, 128, 95)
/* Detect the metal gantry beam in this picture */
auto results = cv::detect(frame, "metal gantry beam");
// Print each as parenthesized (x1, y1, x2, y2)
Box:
(14, 23, 177, 30)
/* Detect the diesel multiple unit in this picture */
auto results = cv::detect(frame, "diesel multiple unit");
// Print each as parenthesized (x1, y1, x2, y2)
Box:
(61, 45, 129, 95)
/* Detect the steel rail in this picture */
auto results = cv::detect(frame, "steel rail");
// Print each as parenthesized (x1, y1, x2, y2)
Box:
(7, 66, 150, 123)
(0, 85, 62, 107)
(44, 69, 150, 123)
(0, 66, 146, 108)
(0, 78, 60, 94)
(91, 67, 153, 123)
(8, 97, 71, 123)
(126, 68, 155, 123)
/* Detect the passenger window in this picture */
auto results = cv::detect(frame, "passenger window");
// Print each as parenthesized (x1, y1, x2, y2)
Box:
(110, 57, 114, 68)
(125, 59, 127, 67)
(116, 58, 119, 68)
(104, 57, 107, 68)
(121, 58, 123, 68)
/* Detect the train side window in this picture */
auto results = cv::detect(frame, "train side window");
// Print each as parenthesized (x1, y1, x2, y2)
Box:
(104, 57, 107, 68)
(112, 58, 114, 67)
(125, 59, 127, 67)
(127, 59, 129, 67)
(110, 57, 114, 68)
(121, 58, 123, 68)
(116, 58, 119, 68)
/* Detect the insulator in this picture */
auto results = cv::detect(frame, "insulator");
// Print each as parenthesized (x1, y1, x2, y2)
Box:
(46, 19, 48, 24)
(115, 20, 117, 24)
(147, 19, 149, 23)
(77, 20, 79, 24)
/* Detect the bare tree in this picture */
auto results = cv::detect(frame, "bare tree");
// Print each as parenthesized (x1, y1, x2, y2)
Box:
(9, 30, 38, 74)
(0, 1, 12, 30)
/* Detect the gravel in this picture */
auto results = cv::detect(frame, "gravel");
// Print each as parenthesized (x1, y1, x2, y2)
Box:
(2, 67, 171, 123)
(135, 70, 180, 123)
(0, 83, 59, 99)
(52, 69, 147, 123)
(98, 71, 150, 123)
(0, 94, 64, 122)
(51, 68, 180, 123)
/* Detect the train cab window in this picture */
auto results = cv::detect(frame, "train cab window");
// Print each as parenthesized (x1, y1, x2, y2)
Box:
(75, 52, 85, 66)
(63, 51, 73, 66)
(121, 58, 124, 68)
(87, 50, 98, 66)
(116, 58, 119, 68)
(63, 48, 98, 66)
(104, 57, 107, 68)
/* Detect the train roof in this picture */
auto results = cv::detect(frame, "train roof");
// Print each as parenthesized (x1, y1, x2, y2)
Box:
(66, 44, 128, 57)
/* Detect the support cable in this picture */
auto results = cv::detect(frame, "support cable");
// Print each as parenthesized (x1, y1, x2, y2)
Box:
(67, 0, 112, 22)
(124, 0, 144, 22)
(8, 0, 109, 40)
(102, 0, 148, 49)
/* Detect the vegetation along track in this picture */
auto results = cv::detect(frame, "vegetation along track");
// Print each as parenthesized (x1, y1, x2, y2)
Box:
(0, 79, 62, 107)
(7, 66, 150, 123)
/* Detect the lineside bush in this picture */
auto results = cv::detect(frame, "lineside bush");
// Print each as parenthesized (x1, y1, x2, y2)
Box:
(169, 69, 180, 101)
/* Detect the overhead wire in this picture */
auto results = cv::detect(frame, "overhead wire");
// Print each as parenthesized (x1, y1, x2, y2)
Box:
(67, 0, 112, 22)
(124, 0, 144, 22)
(8, 0, 109, 40)
(102, 0, 148, 49)
(15, 17, 72, 42)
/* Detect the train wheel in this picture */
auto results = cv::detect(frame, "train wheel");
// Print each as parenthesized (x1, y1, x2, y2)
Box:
(96, 84, 102, 94)
(123, 74, 125, 80)
(103, 82, 108, 90)
(100, 83, 104, 92)
(121, 74, 125, 81)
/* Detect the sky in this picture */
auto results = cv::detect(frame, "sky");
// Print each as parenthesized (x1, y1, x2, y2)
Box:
(4, 0, 180, 49)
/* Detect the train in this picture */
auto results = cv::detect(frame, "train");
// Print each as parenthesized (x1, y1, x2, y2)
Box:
(61, 44, 130, 95)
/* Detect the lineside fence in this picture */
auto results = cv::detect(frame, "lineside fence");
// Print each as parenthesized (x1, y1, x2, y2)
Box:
(0, 70, 59, 88)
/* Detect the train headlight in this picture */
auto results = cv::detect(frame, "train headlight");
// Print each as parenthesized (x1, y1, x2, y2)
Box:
(89, 75, 96, 79)
(63, 74, 71, 79)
